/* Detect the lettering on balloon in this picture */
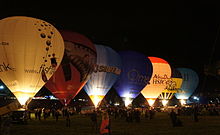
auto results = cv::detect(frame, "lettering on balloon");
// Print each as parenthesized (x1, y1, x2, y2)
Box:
(165, 79, 177, 90)
(129, 89, 139, 94)
(0, 62, 15, 72)
(0, 41, 9, 46)
(96, 86, 110, 89)
(93, 65, 121, 75)
(152, 74, 170, 85)
(40, 65, 56, 75)
(30, 85, 43, 88)
(127, 69, 150, 85)
(7, 82, 17, 87)
(24, 64, 55, 75)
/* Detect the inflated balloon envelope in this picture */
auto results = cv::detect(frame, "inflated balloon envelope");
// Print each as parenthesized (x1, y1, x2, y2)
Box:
(141, 57, 172, 107)
(45, 30, 97, 106)
(113, 51, 153, 107)
(83, 44, 122, 108)
(174, 68, 199, 105)
(45, 55, 82, 106)
(0, 16, 65, 106)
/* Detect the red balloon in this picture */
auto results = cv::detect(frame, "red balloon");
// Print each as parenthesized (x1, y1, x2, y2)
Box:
(45, 30, 97, 105)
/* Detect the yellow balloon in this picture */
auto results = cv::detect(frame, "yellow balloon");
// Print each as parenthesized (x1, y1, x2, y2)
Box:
(159, 78, 183, 100)
(0, 16, 64, 106)
(159, 77, 183, 106)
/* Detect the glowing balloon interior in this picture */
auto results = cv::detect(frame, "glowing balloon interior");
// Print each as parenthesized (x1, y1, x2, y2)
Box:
(113, 51, 153, 106)
(141, 57, 171, 106)
(174, 68, 199, 100)
(0, 16, 64, 105)
(84, 44, 122, 107)
(45, 30, 97, 106)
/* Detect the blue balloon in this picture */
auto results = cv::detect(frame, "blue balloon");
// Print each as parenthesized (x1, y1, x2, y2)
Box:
(175, 68, 199, 100)
(83, 44, 122, 106)
(171, 67, 182, 78)
(113, 50, 153, 101)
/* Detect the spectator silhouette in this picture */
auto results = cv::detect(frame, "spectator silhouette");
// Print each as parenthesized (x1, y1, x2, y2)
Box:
(90, 110, 98, 132)
(170, 109, 182, 127)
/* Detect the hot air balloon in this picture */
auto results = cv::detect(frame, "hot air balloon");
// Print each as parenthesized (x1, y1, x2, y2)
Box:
(141, 57, 171, 107)
(113, 51, 153, 107)
(0, 16, 64, 106)
(158, 67, 183, 106)
(45, 30, 97, 106)
(83, 44, 122, 107)
(174, 68, 199, 105)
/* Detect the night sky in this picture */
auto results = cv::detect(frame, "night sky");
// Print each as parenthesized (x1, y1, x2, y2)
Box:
(0, 1, 220, 93)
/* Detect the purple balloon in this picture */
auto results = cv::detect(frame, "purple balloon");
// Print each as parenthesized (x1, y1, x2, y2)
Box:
(113, 50, 153, 101)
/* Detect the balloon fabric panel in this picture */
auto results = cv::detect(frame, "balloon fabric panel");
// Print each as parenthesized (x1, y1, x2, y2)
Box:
(175, 68, 199, 100)
(45, 30, 97, 106)
(84, 44, 122, 107)
(0, 16, 64, 105)
(141, 57, 171, 106)
(113, 51, 153, 100)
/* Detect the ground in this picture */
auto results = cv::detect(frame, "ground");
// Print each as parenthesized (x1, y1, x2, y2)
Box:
(6, 112, 220, 135)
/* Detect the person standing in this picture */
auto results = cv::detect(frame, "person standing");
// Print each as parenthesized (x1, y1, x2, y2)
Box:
(193, 105, 199, 122)
(170, 109, 177, 127)
(170, 109, 182, 127)
(90, 110, 98, 132)
(100, 112, 110, 135)
(1, 114, 12, 135)
(66, 110, 70, 127)
(55, 109, 60, 122)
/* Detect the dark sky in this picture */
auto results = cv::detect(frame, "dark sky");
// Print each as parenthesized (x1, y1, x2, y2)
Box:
(0, 1, 220, 91)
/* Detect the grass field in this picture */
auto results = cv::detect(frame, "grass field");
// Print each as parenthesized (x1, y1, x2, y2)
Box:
(7, 112, 220, 135)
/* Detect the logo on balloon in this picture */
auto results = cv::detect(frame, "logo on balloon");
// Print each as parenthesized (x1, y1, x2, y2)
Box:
(152, 74, 170, 85)
(127, 69, 150, 84)
(129, 89, 139, 94)
(165, 79, 177, 90)
(0, 41, 9, 46)
(24, 64, 55, 75)
(94, 65, 121, 75)
(0, 62, 15, 72)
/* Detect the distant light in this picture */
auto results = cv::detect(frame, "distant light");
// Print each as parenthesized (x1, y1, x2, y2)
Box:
(90, 95, 103, 108)
(0, 85, 4, 89)
(124, 97, 132, 107)
(19, 96, 30, 105)
(193, 96, 199, 101)
(147, 99, 156, 106)
(180, 99, 186, 106)
(114, 102, 120, 106)
(162, 99, 168, 106)
(33, 97, 46, 99)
